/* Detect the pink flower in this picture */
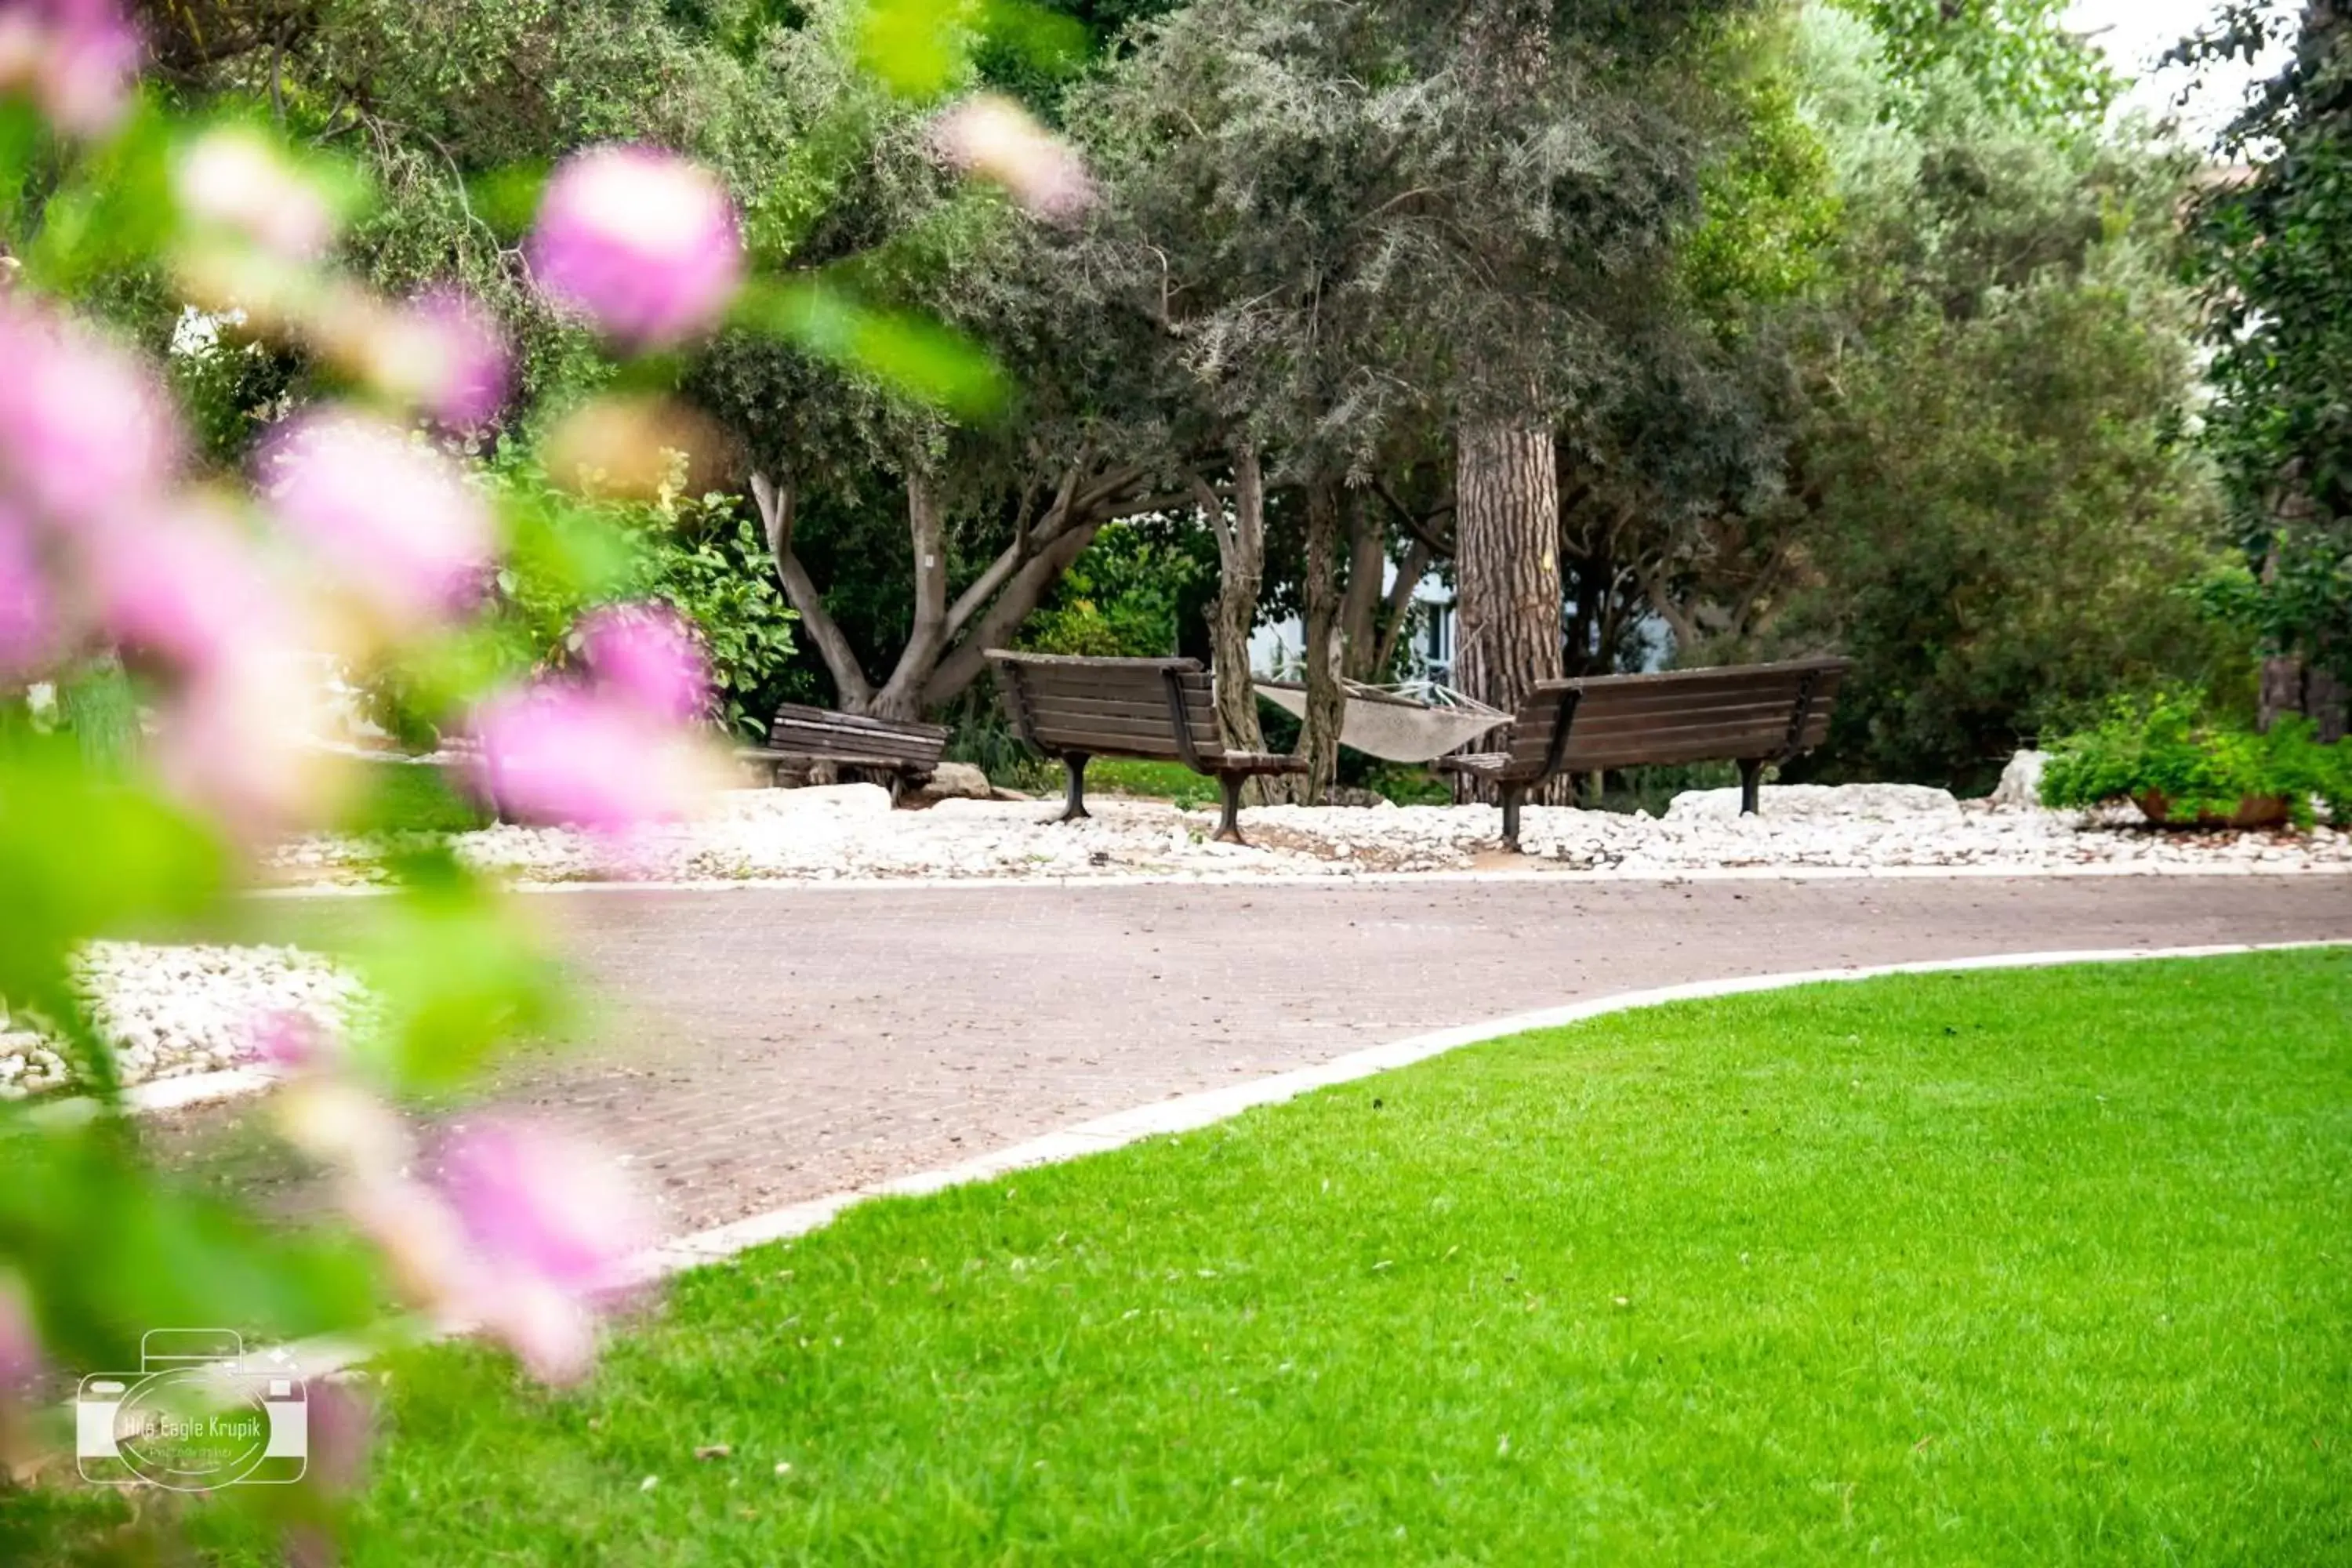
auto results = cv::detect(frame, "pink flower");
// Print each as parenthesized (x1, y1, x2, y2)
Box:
(436, 1118, 651, 1298)
(172, 125, 338, 260)
(933, 96, 1094, 220)
(0, 506, 56, 678)
(578, 603, 707, 723)
(0, 300, 180, 526)
(248, 1007, 327, 1069)
(337, 1171, 475, 1311)
(0, 1272, 42, 1392)
(466, 682, 712, 829)
(361, 290, 510, 429)
(82, 496, 278, 677)
(0, 0, 140, 138)
(153, 647, 348, 834)
(304, 1378, 376, 1497)
(261, 412, 494, 633)
(527, 147, 742, 349)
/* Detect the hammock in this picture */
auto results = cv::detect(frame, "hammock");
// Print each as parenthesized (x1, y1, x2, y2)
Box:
(1253, 678, 1509, 764)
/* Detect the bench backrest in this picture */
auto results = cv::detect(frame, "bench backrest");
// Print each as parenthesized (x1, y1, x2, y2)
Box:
(768, 703, 949, 770)
(1504, 659, 1850, 777)
(988, 652, 1226, 767)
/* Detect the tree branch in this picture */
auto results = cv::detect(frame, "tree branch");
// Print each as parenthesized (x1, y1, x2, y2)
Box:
(875, 473, 948, 717)
(751, 471, 873, 710)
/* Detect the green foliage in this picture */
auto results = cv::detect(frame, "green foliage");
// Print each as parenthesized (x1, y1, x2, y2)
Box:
(1017, 521, 1209, 658)
(2038, 692, 2350, 827)
(2180, 2, 2352, 686)
(1720, 5, 2233, 793)
(1681, 18, 1844, 326)
(1086, 757, 1218, 808)
(1831, 0, 2118, 125)
(448, 455, 801, 742)
(144, 952, 2352, 1563)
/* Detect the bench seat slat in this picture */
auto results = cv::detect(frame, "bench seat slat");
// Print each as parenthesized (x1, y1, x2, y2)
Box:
(763, 702, 948, 781)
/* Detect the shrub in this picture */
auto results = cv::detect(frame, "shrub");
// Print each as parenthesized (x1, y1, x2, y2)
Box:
(2038, 694, 2350, 826)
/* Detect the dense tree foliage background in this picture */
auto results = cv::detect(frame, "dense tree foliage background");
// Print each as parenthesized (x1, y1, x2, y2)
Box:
(2179, 0, 2352, 735)
(51, 0, 2309, 793)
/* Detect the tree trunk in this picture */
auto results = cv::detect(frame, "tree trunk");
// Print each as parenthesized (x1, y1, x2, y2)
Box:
(1453, 419, 1563, 798)
(2260, 655, 2350, 743)
(869, 474, 946, 721)
(754, 463, 1180, 724)
(1295, 481, 1346, 804)
(1193, 446, 1269, 761)
(1338, 492, 1388, 682)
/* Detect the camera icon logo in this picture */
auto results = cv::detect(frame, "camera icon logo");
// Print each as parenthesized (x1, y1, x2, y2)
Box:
(77, 1330, 307, 1491)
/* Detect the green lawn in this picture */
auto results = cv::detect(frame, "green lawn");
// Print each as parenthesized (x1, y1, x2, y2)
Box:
(174, 953, 2352, 1560)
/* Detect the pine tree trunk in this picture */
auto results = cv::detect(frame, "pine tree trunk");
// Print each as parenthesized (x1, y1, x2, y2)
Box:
(1454, 419, 1563, 800)
(1295, 480, 1346, 804)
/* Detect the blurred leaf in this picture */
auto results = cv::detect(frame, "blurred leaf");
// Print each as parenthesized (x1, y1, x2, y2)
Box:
(19, 96, 176, 290)
(855, 0, 973, 99)
(0, 1117, 380, 1377)
(0, 96, 43, 245)
(468, 161, 550, 241)
(978, 0, 1090, 78)
(0, 739, 226, 1016)
(734, 277, 1006, 417)
(350, 855, 568, 1094)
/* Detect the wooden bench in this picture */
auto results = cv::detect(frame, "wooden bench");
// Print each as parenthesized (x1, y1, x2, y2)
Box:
(742, 702, 949, 799)
(1437, 657, 1852, 848)
(986, 652, 1308, 844)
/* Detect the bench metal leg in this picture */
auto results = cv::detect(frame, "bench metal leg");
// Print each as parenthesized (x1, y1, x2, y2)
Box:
(1058, 753, 1091, 822)
(1501, 784, 1524, 850)
(1214, 773, 1247, 845)
(1739, 757, 1764, 815)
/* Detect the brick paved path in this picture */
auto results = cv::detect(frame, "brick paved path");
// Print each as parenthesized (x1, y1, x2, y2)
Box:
(241, 874, 2349, 1236)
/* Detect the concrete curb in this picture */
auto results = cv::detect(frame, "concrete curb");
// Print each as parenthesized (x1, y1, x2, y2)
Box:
(254, 938, 2343, 1381)
(641, 938, 2348, 1272)
(247, 859, 2352, 899)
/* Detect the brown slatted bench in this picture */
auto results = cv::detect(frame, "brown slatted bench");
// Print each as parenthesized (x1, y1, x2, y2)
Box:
(742, 702, 949, 800)
(986, 652, 1308, 844)
(1437, 657, 1852, 848)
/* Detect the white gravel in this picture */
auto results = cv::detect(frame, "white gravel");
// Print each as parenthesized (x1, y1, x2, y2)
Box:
(0, 942, 368, 1099)
(267, 780, 2352, 887)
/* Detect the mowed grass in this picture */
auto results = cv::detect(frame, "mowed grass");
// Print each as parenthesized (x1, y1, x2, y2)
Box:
(230, 952, 2350, 1562)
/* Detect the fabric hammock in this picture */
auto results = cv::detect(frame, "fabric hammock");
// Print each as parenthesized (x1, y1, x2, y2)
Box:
(1252, 678, 1508, 764)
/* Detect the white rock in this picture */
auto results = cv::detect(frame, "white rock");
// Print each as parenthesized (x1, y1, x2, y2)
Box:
(1990, 750, 2050, 810)
(1666, 782, 1963, 823)
(922, 762, 994, 800)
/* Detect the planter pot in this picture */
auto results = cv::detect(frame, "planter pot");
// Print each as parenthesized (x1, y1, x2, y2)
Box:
(2132, 790, 2292, 829)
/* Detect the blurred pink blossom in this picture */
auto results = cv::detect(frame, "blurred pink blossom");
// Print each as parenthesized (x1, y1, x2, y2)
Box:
(578, 603, 707, 724)
(0, 1272, 42, 1392)
(0, 300, 180, 526)
(466, 682, 712, 829)
(172, 125, 338, 260)
(933, 95, 1094, 221)
(154, 648, 347, 833)
(339, 1172, 477, 1314)
(248, 1008, 328, 1069)
(83, 497, 278, 677)
(0, 0, 139, 137)
(437, 1117, 651, 1298)
(0, 507, 56, 678)
(361, 290, 511, 429)
(488, 1280, 600, 1385)
(527, 147, 742, 349)
(262, 412, 494, 632)
(303, 1378, 376, 1496)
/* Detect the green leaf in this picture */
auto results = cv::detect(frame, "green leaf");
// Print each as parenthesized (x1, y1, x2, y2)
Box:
(732, 278, 1006, 418)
